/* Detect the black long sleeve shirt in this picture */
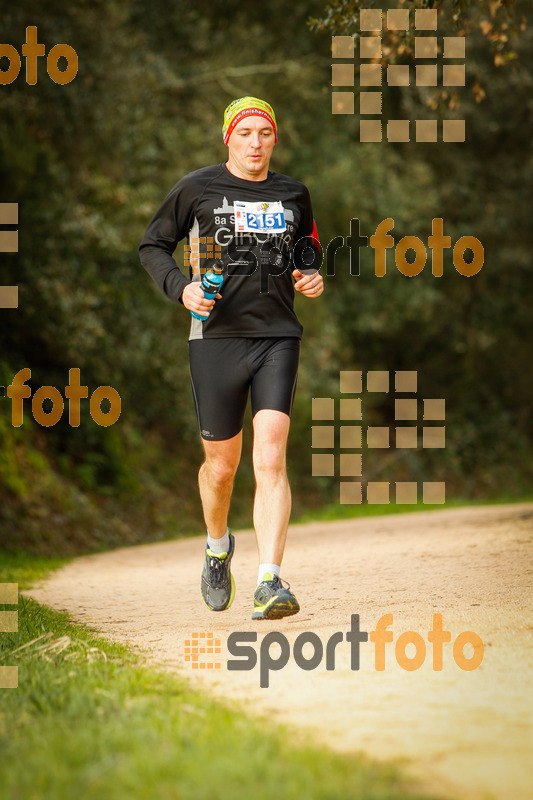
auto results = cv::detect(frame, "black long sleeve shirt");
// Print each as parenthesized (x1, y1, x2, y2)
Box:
(139, 162, 318, 340)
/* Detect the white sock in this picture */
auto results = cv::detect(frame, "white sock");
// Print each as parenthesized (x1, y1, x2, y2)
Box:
(207, 529, 230, 555)
(257, 563, 280, 584)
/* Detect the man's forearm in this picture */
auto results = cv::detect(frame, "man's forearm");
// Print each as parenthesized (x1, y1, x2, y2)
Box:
(139, 244, 191, 303)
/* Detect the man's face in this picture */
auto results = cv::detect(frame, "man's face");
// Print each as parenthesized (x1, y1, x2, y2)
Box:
(226, 115, 276, 180)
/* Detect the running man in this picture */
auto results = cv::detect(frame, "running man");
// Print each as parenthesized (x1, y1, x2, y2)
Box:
(139, 96, 323, 620)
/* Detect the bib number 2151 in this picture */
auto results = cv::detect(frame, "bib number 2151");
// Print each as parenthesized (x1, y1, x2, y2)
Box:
(234, 200, 286, 234)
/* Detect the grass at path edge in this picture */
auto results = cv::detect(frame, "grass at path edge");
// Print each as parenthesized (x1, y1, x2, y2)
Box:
(293, 494, 533, 524)
(0, 557, 451, 800)
(3, 498, 527, 799)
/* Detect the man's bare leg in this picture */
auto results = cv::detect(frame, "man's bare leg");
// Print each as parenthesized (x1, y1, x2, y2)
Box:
(252, 409, 291, 565)
(198, 431, 242, 539)
(199, 431, 242, 612)
(251, 409, 299, 619)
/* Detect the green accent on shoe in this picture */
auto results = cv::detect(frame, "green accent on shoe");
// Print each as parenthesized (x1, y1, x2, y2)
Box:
(252, 572, 300, 620)
(201, 531, 235, 612)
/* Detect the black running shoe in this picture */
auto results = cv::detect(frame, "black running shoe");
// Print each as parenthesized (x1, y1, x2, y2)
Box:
(200, 532, 235, 611)
(252, 572, 300, 620)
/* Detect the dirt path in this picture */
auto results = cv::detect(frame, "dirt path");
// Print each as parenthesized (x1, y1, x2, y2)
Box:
(26, 504, 533, 800)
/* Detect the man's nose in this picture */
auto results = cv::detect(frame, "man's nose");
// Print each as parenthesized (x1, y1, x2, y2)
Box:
(250, 132, 262, 148)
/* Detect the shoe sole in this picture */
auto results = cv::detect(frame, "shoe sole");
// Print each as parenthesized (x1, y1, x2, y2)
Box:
(252, 594, 300, 620)
(201, 573, 235, 612)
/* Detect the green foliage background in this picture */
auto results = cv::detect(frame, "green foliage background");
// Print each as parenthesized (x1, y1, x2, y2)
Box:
(1, 0, 531, 554)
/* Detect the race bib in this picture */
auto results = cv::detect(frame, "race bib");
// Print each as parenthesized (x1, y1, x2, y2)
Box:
(234, 200, 286, 234)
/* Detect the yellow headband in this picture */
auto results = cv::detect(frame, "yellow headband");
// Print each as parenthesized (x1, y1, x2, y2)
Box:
(222, 96, 277, 145)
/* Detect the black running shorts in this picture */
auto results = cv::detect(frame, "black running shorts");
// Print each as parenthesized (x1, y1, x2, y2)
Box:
(188, 337, 300, 441)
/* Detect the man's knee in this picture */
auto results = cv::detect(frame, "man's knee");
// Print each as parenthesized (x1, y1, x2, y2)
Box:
(253, 442, 287, 478)
(202, 453, 239, 485)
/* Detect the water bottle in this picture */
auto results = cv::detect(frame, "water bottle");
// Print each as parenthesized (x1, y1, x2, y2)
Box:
(190, 260, 224, 321)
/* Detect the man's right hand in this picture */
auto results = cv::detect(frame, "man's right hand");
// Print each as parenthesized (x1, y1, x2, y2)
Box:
(181, 282, 222, 317)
